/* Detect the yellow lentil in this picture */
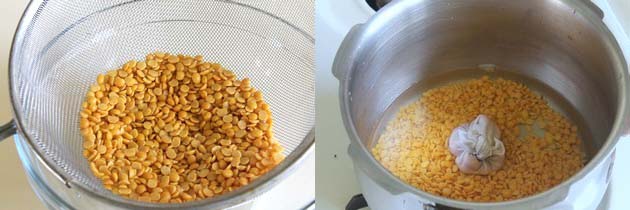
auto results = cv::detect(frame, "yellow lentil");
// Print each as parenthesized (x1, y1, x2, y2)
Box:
(372, 76, 584, 202)
(81, 52, 284, 203)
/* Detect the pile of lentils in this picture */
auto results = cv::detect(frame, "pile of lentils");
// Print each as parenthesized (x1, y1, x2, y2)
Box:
(80, 52, 283, 203)
(372, 76, 584, 202)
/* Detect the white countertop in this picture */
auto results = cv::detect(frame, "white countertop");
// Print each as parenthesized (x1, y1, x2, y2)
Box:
(315, 0, 630, 209)
(0, 0, 46, 209)
(315, 1, 372, 209)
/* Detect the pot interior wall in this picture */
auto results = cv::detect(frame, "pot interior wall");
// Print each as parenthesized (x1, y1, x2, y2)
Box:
(348, 0, 622, 162)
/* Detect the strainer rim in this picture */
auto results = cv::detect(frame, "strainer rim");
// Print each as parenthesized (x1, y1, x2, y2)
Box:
(9, 0, 315, 208)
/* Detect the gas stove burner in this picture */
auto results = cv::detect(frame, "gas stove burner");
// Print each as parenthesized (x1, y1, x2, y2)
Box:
(345, 194, 368, 210)
(365, 0, 389, 11)
(345, 194, 463, 210)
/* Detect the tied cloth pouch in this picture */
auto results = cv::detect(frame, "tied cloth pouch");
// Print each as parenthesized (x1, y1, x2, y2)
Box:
(448, 115, 505, 175)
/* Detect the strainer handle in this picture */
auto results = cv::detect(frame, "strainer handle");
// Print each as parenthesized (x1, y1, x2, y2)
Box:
(0, 119, 70, 187)
(0, 119, 17, 141)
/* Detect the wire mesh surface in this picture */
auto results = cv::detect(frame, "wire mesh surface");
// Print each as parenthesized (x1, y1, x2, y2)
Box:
(11, 0, 314, 208)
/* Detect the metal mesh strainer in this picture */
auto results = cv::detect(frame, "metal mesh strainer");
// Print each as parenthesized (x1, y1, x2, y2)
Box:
(9, 0, 314, 208)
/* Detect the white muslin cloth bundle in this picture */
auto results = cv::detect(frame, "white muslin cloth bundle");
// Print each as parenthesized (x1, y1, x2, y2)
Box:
(448, 114, 505, 175)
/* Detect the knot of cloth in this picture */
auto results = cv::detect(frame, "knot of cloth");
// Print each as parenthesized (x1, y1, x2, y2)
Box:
(448, 114, 505, 175)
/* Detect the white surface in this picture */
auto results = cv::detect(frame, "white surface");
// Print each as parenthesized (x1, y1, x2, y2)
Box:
(316, 0, 630, 209)
(0, 0, 47, 209)
(594, 0, 630, 209)
(607, 0, 630, 44)
(315, 0, 372, 210)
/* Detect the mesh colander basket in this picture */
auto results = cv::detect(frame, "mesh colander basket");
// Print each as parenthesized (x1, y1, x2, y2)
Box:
(8, 0, 314, 209)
